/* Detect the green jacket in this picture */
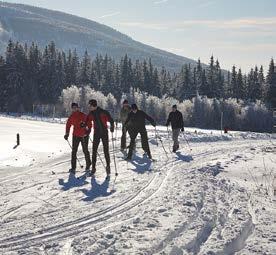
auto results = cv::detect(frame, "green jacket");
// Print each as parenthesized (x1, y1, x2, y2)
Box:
(120, 105, 131, 125)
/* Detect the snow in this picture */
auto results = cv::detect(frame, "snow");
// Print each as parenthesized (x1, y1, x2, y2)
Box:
(0, 116, 275, 254)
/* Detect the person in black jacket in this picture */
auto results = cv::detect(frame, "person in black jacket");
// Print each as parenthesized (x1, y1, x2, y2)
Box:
(166, 105, 184, 152)
(125, 104, 156, 160)
(86, 99, 114, 177)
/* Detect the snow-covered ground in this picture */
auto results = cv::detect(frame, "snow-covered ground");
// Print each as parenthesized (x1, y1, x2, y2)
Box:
(0, 116, 275, 255)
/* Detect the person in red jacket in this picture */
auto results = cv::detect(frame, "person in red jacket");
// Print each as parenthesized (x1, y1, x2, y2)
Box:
(64, 103, 91, 174)
(86, 99, 114, 178)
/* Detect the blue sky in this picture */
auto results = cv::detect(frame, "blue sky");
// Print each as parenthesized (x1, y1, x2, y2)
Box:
(3, 0, 276, 72)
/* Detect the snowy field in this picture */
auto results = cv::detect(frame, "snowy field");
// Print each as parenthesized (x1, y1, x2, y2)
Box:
(0, 116, 275, 255)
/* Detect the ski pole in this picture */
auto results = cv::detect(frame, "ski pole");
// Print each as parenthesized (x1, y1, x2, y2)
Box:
(66, 140, 83, 169)
(167, 126, 172, 153)
(89, 137, 106, 168)
(182, 131, 192, 151)
(155, 127, 169, 159)
(111, 132, 118, 177)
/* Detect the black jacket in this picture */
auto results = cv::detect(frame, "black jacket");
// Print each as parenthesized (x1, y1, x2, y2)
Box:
(125, 110, 155, 131)
(86, 107, 114, 134)
(166, 110, 184, 129)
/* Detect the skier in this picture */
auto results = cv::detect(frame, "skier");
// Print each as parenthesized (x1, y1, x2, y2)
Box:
(166, 105, 184, 153)
(125, 104, 156, 160)
(86, 99, 114, 177)
(64, 102, 91, 174)
(120, 99, 131, 151)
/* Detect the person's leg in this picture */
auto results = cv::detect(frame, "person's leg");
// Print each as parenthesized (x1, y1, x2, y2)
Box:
(127, 130, 138, 159)
(101, 131, 111, 174)
(81, 136, 91, 170)
(140, 130, 152, 159)
(71, 136, 80, 171)
(121, 126, 126, 150)
(92, 133, 101, 173)
(172, 128, 180, 151)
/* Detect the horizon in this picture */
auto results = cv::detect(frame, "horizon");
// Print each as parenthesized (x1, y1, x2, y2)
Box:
(1, 0, 276, 73)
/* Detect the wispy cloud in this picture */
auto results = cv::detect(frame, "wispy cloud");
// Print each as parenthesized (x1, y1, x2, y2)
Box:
(120, 17, 276, 32)
(154, 0, 169, 5)
(99, 11, 120, 19)
(119, 22, 168, 30)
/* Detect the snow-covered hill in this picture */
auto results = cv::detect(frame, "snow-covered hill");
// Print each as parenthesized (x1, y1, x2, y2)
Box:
(0, 1, 197, 72)
(0, 116, 275, 254)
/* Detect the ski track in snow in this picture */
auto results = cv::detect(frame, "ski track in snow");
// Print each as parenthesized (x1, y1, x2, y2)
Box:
(0, 117, 275, 254)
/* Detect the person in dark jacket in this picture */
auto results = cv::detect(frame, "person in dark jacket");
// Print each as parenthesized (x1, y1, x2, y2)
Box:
(125, 104, 156, 160)
(166, 105, 184, 152)
(86, 99, 114, 177)
(120, 99, 131, 151)
(64, 102, 91, 174)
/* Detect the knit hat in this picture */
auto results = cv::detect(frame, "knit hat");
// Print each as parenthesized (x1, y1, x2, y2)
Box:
(131, 104, 138, 110)
(89, 99, 97, 107)
(71, 102, 79, 108)
(123, 99, 129, 105)
(172, 105, 177, 109)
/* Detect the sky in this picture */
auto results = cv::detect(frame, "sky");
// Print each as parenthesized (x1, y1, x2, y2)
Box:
(3, 0, 276, 72)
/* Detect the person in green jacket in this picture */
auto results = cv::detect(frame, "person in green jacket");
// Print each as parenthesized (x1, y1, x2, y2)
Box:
(120, 99, 131, 151)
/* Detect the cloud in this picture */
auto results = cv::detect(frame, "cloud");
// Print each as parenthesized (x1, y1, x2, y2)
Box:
(119, 22, 168, 30)
(99, 12, 120, 19)
(154, 0, 169, 4)
(119, 17, 276, 32)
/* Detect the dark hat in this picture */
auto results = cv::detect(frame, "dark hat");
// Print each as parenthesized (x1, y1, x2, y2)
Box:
(172, 105, 177, 109)
(71, 102, 79, 108)
(131, 104, 138, 110)
(123, 99, 129, 104)
(89, 99, 97, 107)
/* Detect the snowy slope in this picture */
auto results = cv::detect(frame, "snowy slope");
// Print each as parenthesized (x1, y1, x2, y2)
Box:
(0, 116, 275, 254)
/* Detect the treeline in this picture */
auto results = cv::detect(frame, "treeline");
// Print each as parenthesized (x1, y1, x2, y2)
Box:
(61, 86, 273, 133)
(0, 40, 275, 113)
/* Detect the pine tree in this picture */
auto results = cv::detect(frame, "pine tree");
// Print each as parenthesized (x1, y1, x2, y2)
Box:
(231, 66, 238, 98)
(266, 58, 276, 107)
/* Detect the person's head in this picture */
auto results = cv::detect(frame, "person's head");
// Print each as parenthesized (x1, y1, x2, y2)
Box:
(172, 105, 177, 112)
(122, 99, 129, 108)
(131, 104, 138, 113)
(89, 99, 98, 111)
(71, 102, 79, 112)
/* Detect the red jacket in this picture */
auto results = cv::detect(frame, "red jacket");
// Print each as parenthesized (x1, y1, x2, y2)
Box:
(66, 111, 91, 137)
(86, 107, 114, 133)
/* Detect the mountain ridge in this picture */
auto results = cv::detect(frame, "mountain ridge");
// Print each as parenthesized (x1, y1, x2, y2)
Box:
(0, 1, 199, 71)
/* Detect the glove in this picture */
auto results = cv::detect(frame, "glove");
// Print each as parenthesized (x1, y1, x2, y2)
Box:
(181, 127, 184, 132)
(64, 134, 69, 140)
(80, 122, 85, 128)
(110, 126, 114, 133)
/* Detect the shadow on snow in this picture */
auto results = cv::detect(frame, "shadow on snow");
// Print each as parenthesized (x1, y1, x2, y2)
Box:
(81, 177, 114, 202)
(128, 154, 152, 174)
(175, 151, 193, 162)
(58, 172, 89, 191)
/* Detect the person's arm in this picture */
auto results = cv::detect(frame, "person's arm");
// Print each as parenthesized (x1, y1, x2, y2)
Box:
(166, 113, 171, 126)
(105, 110, 115, 132)
(64, 115, 72, 140)
(144, 112, 156, 127)
(124, 112, 131, 127)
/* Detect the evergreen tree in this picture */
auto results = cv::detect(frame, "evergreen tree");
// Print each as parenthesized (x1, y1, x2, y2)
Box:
(266, 58, 276, 107)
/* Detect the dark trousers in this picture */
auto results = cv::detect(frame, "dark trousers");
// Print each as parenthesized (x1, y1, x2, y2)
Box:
(127, 129, 151, 159)
(121, 126, 127, 149)
(71, 135, 91, 169)
(92, 130, 110, 173)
